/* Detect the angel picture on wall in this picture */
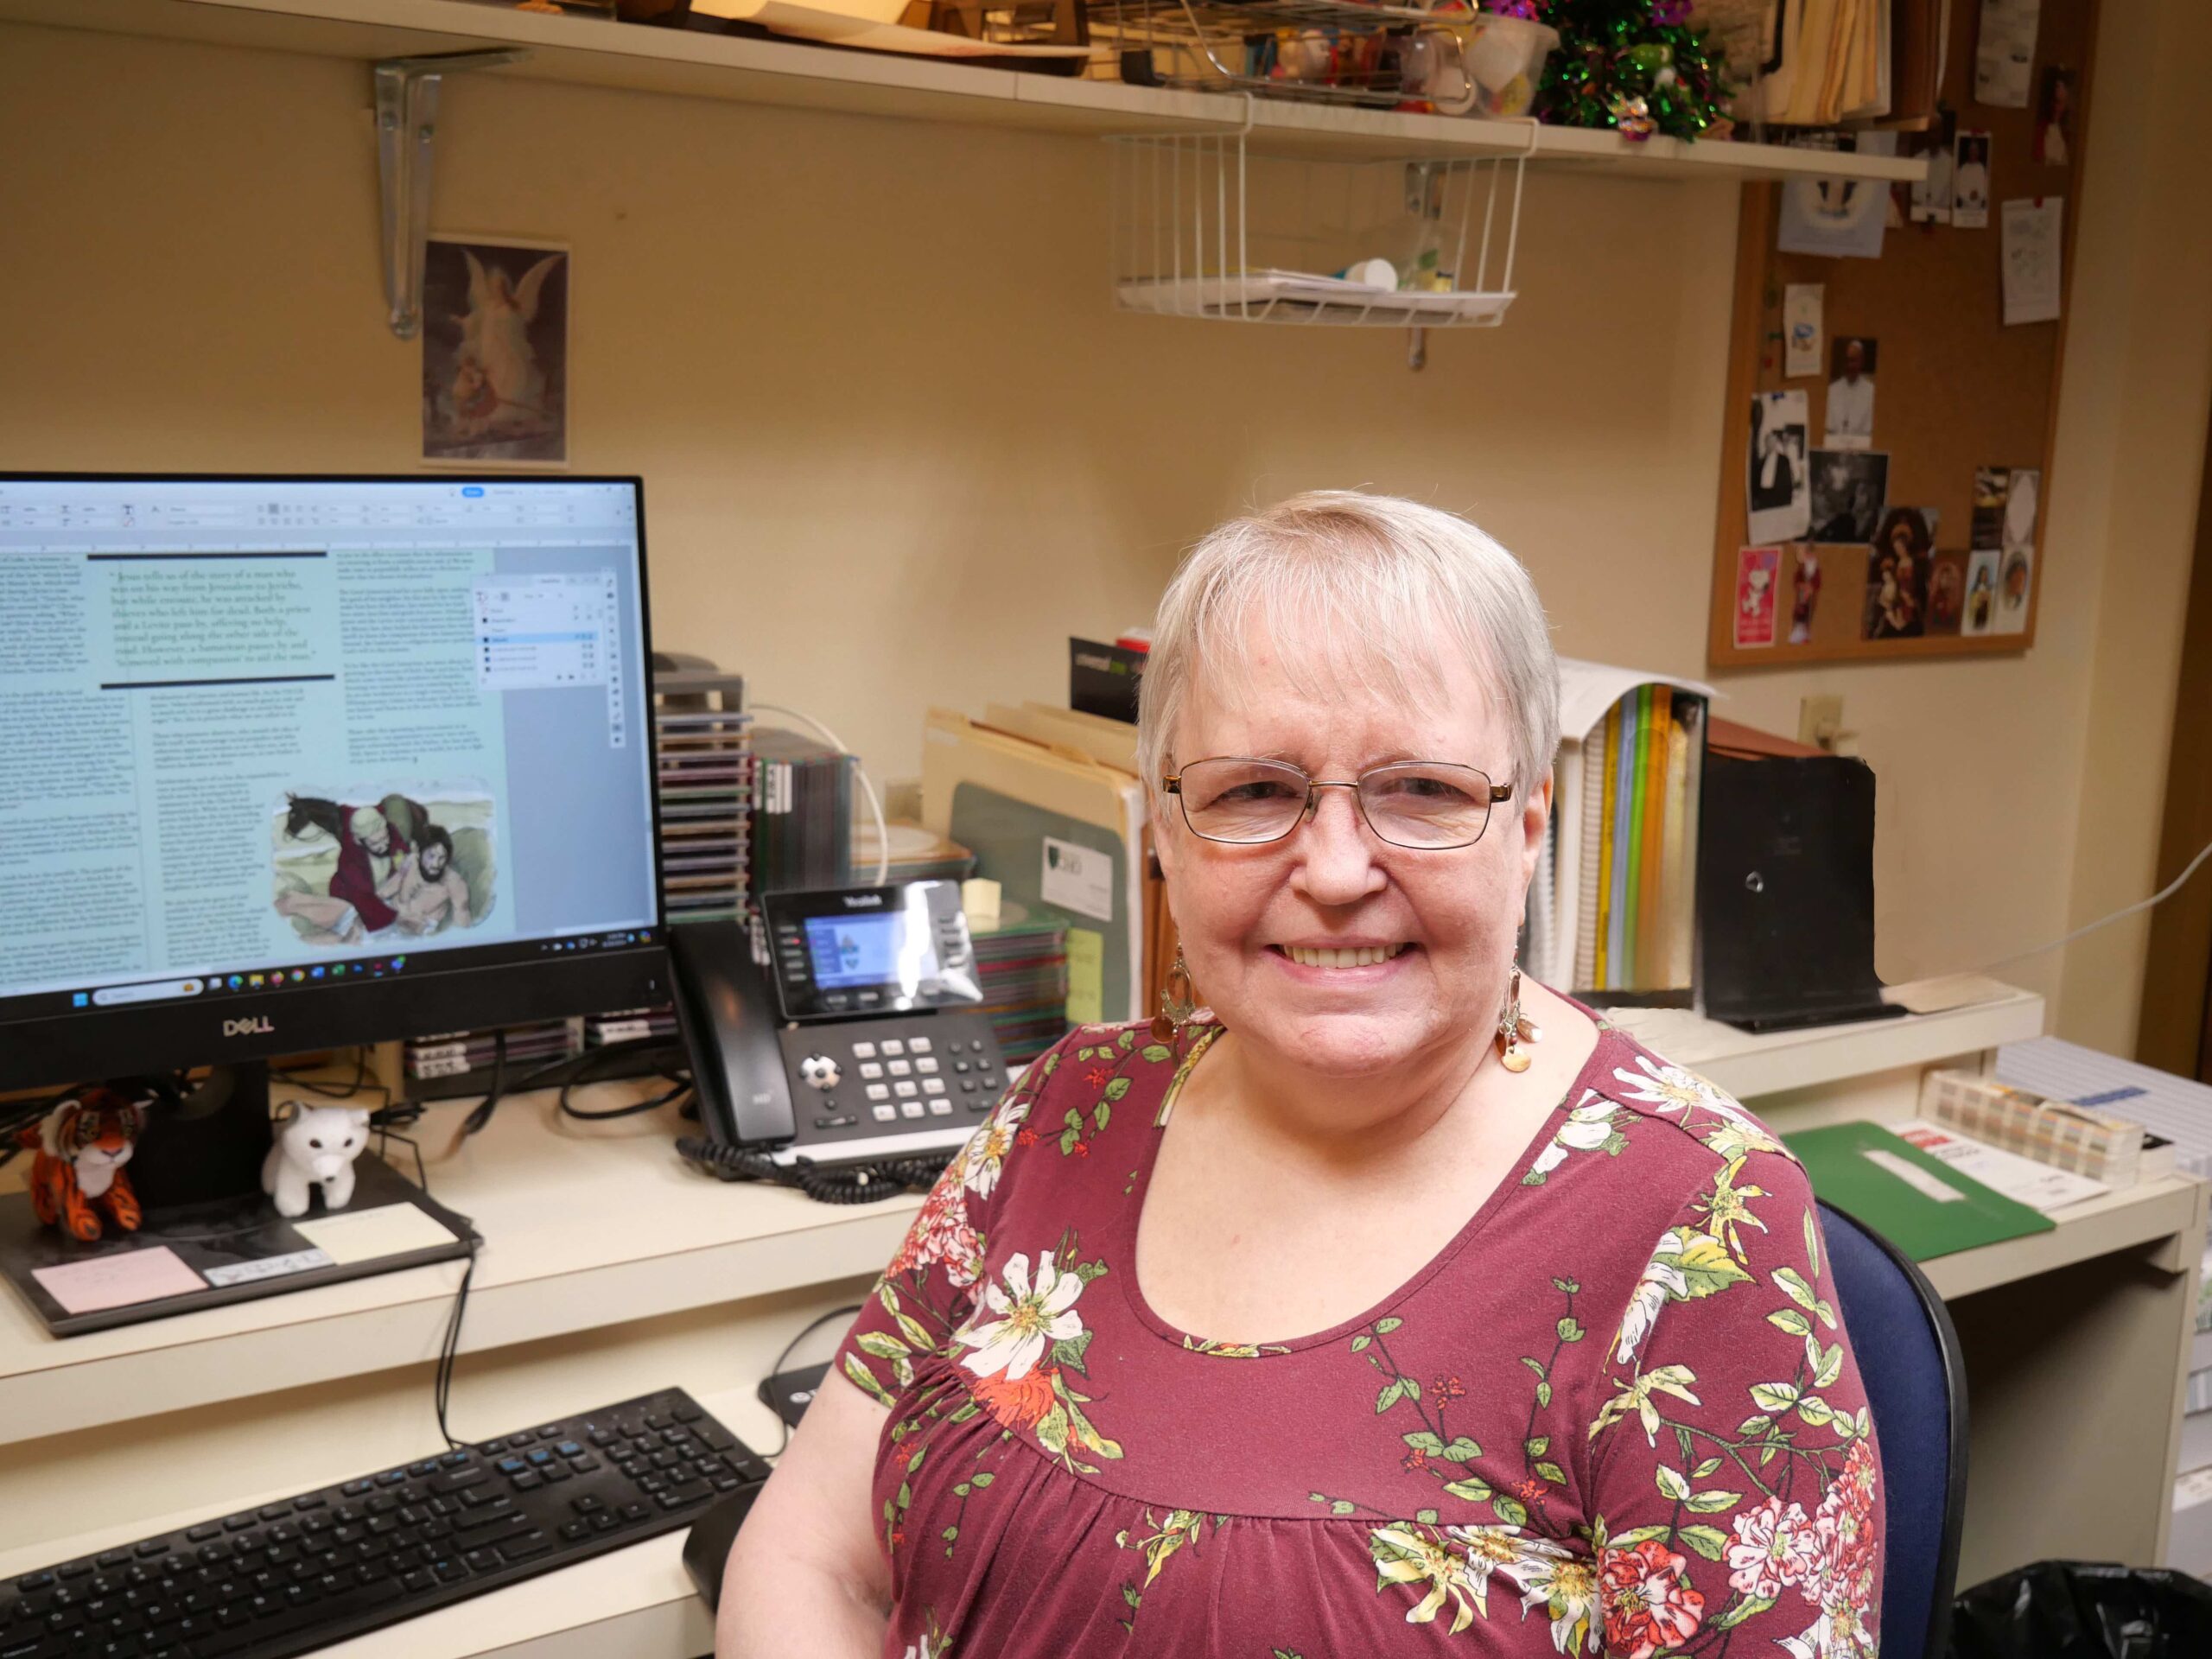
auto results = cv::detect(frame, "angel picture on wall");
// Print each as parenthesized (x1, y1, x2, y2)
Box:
(422, 236, 569, 467)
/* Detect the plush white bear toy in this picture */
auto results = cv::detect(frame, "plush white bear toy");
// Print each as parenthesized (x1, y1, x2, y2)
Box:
(262, 1103, 372, 1218)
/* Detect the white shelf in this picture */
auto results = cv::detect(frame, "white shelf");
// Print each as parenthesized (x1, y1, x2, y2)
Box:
(1, 0, 1926, 181)
(0, 1089, 922, 1449)
(1921, 1173, 2209, 1302)
(1604, 976, 2047, 1102)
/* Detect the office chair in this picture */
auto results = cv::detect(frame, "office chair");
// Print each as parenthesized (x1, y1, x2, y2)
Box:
(1817, 1198, 1970, 1659)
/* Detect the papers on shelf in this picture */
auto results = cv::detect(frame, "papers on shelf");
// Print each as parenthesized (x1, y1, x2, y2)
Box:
(1891, 1119, 2108, 1214)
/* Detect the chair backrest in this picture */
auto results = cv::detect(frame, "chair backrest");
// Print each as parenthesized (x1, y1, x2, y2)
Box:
(1816, 1198, 1969, 1659)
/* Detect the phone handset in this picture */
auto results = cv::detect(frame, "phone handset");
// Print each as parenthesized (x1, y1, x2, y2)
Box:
(667, 919, 793, 1147)
(667, 918, 949, 1204)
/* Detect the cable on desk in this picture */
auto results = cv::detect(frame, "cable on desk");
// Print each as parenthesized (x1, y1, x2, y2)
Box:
(435, 1242, 480, 1451)
(673, 1136, 951, 1205)
(556, 1039, 694, 1122)
(763, 1302, 863, 1459)
(270, 1048, 390, 1109)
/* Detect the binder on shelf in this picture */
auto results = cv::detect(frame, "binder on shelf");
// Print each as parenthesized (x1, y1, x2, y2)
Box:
(1529, 659, 1712, 1007)
(920, 709, 1149, 1027)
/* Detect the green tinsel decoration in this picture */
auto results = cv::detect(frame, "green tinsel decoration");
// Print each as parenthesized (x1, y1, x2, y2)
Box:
(1506, 1, 1733, 141)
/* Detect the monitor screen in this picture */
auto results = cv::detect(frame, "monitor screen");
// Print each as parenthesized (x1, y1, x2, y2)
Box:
(804, 912, 931, 992)
(0, 475, 667, 1085)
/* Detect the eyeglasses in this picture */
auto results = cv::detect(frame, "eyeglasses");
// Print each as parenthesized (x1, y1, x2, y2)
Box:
(1162, 757, 1514, 849)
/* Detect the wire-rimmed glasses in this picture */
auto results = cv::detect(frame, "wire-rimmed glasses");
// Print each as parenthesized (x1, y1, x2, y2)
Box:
(1162, 757, 1514, 850)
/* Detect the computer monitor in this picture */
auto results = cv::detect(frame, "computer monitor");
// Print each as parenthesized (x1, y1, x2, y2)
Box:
(0, 474, 671, 1207)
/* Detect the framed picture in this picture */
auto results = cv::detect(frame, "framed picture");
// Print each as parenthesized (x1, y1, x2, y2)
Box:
(422, 236, 569, 469)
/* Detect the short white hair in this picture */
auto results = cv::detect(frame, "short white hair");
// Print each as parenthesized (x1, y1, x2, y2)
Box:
(1135, 492, 1560, 810)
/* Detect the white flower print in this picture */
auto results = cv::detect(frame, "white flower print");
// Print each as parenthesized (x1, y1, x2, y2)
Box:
(1613, 1229, 1689, 1365)
(1611, 1054, 1749, 1122)
(963, 1097, 1028, 1201)
(1529, 1096, 1620, 1178)
(1510, 1548, 1601, 1655)
(954, 1251, 1085, 1382)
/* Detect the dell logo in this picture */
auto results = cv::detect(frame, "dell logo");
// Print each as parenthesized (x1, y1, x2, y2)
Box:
(840, 893, 885, 908)
(224, 1016, 275, 1037)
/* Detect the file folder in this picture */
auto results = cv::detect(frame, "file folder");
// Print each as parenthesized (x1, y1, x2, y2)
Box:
(1783, 1121, 2055, 1261)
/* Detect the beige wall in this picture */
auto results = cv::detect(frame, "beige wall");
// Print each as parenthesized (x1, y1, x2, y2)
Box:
(1, 5, 2203, 1039)
(2049, 0, 2212, 1052)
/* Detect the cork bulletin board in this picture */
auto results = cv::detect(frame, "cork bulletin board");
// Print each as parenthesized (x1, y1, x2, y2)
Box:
(1707, 0, 2099, 668)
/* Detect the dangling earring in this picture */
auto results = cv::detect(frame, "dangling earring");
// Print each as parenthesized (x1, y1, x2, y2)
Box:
(1496, 967, 1541, 1073)
(1152, 946, 1199, 1043)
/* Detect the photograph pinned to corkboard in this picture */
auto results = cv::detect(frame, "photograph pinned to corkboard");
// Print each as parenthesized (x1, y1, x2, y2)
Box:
(1706, 0, 2098, 668)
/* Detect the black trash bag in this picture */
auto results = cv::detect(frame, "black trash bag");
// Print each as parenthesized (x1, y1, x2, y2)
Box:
(1949, 1560, 2212, 1659)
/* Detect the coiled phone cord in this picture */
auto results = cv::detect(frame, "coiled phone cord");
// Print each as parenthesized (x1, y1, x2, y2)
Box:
(673, 1135, 950, 1205)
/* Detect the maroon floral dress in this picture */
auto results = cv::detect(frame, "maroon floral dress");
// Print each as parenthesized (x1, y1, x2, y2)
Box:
(836, 1015, 1884, 1659)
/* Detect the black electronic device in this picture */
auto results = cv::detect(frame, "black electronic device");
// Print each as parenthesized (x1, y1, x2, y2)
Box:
(670, 880, 1008, 1169)
(0, 475, 670, 1325)
(1697, 752, 1906, 1033)
(0, 1386, 766, 1659)
(757, 1360, 830, 1431)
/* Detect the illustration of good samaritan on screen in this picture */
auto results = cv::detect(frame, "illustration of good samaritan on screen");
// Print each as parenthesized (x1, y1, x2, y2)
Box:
(271, 786, 497, 944)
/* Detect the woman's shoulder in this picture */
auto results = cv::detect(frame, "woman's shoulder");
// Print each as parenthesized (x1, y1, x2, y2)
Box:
(1554, 1023, 1812, 1213)
(958, 1020, 1193, 1200)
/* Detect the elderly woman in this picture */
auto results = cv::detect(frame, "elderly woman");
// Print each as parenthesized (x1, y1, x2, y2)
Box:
(720, 493, 1882, 1656)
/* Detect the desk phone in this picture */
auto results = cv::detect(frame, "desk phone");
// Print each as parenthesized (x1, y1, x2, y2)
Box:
(670, 880, 1007, 1167)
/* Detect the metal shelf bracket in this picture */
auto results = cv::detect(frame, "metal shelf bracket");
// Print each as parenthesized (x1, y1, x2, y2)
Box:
(374, 49, 527, 340)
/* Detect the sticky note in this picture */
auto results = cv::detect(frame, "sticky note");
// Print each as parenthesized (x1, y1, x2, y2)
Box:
(1065, 926, 1104, 1026)
(293, 1204, 458, 1266)
(33, 1246, 206, 1314)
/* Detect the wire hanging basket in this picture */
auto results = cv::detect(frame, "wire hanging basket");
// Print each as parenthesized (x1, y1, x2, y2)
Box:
(1109, 118, 1530, 331)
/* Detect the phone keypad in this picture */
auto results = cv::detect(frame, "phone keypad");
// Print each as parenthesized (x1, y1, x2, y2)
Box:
(776, 1012, 1012, 1148)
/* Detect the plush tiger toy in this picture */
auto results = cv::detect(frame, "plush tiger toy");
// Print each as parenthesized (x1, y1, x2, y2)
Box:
(17, 1088, 152, 1243)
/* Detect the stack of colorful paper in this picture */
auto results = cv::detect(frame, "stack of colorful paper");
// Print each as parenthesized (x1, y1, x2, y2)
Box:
(1522, 661, 1711, 1007)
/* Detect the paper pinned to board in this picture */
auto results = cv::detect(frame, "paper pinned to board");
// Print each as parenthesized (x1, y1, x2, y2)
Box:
(2001, 197, 2063, 326)
(1557, 658, 1719, 745)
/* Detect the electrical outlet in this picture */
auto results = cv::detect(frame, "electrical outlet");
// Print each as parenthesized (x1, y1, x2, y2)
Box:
(1799, 695, 1844, 752)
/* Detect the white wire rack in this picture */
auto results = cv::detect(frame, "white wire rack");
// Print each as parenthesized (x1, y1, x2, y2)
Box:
(1109, 121, 1530, 338)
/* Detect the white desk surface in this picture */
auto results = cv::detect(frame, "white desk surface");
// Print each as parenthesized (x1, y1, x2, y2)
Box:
(0, 1090, 920, 1448)
(0, 977, 2038, 1446)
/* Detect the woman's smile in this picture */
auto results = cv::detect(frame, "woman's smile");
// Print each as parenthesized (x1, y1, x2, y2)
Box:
(1267, 941, 1418, 976)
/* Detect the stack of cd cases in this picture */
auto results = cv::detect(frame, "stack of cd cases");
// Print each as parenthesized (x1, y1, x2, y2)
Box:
(587, 1006, 681, 1048)
(397, 1017, 583, 1099)
(653, 655, 753, 925)
(971, 914, 1071, 1064)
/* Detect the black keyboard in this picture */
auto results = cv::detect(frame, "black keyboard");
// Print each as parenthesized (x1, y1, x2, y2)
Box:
(0, 1387, 766, 1659)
